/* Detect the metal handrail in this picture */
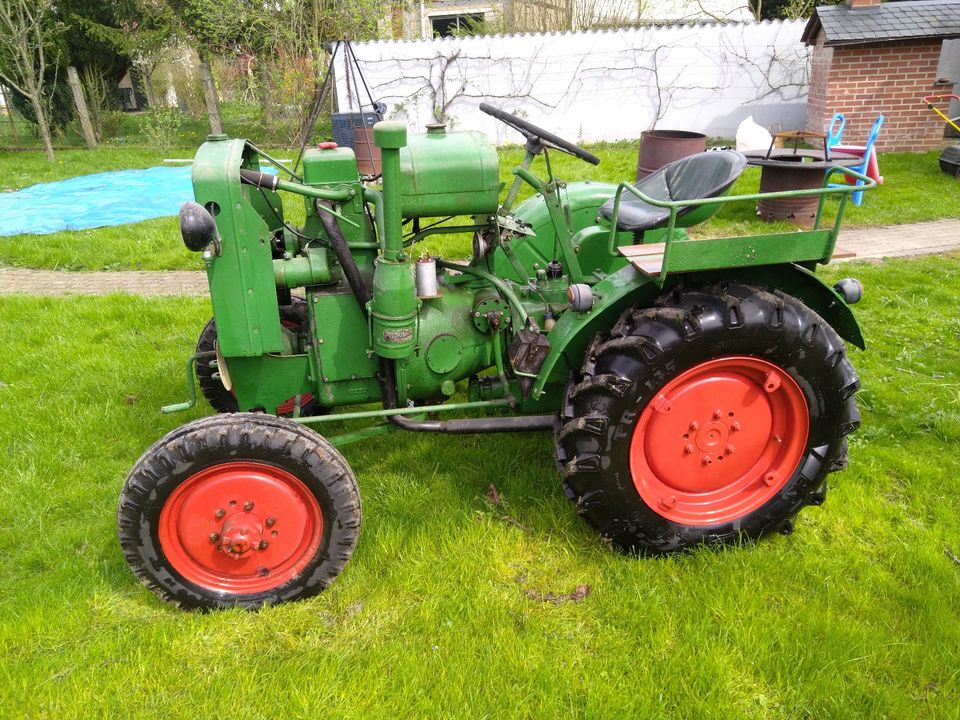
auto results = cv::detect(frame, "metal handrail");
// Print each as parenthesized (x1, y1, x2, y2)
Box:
(605, 165, 877, 282)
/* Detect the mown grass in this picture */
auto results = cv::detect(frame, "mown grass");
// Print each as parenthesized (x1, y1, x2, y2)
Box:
(0, 100, 296, 153)
(2, 141, 959, 270)
(0, 253, 959, 718)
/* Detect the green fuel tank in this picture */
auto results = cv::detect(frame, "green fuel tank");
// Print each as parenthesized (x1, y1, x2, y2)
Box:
(398, 125, 500, 218)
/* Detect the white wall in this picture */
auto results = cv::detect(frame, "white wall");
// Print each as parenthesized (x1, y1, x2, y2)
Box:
(335, 20, 809, 143)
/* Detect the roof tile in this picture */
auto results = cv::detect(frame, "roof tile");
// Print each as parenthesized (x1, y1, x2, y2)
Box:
(804, 0, 960, 45)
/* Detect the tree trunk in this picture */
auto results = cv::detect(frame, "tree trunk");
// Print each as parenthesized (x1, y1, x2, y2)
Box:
(67, 66, 97, 149)
(253, 56, 275, 134)
(143, 71, 159, 110)
(28, 92, 54, 161)
(502, 0, 515, 32)
(0, 84, 19, 147)
(197, 53, 222, 135)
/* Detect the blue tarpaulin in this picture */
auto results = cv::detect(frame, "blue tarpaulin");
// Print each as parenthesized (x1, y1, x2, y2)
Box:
(0, 165, 195, 236)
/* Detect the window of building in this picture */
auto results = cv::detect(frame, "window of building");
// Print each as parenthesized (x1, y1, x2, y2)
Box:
(431, 13, 484, 37)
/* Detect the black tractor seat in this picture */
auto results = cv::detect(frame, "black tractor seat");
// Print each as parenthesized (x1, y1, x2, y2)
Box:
(599, 150, 747, 232)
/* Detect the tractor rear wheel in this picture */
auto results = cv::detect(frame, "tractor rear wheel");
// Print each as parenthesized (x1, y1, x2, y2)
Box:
(117, 413, 360, 609)
(556, 283, 860, 553)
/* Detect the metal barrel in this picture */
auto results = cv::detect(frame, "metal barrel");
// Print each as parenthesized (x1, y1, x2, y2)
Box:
(636, 130, 707, 180)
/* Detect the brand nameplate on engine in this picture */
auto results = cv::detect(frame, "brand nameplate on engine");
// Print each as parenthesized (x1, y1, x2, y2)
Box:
(383, 329, 413, 343)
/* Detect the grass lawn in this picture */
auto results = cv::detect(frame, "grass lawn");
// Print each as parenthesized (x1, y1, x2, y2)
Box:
(1, 141, 959, 271)
(0, 253, 958, 718)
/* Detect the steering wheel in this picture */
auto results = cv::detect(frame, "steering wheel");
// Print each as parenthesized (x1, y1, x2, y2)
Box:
(479, 103, 600, 166)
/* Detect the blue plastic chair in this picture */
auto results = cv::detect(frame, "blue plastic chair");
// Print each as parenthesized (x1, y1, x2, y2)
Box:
(826, 113, 845, 149)
(829, 115, 884, 207)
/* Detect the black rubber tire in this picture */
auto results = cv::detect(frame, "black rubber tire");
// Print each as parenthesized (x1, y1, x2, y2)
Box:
(555, 282, 860, 553)
(195, 317, 238, 413)
(196, 299, 311, 414)
(117, 413, 361, 610)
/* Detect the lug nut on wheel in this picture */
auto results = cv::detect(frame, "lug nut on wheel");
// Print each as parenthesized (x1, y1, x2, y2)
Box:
(763, 371, 781, 393)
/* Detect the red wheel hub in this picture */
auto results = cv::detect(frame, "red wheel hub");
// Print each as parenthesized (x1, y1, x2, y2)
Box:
(629, 356, 809, 526)
(158, 461, 323, 593)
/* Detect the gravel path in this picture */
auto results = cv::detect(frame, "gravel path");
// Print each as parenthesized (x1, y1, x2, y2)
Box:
(1, 220, 958, 296)
(0, 268, 207, 296)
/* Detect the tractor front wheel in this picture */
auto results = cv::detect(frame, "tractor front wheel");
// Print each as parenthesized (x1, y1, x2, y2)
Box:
(117, 413, 360, 609)
(195, 318, 237, 413)
(556, 283, 860, 553)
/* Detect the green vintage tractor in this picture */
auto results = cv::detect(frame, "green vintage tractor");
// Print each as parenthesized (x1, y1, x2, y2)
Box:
(118, 105, 873, 609)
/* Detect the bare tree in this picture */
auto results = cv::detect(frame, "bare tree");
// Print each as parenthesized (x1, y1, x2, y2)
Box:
(0, 0, 59, 161)
(507, 0, 641, 33)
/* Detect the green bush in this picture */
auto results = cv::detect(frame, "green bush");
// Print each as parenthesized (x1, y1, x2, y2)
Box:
(138, 108, 186, 152)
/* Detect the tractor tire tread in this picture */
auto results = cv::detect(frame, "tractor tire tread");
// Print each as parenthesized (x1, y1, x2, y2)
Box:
(555, 282, 860, 554)
(118, 413, 360, 610)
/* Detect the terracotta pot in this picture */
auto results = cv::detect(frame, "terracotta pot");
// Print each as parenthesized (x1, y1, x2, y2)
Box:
(353, 126, 381, 176)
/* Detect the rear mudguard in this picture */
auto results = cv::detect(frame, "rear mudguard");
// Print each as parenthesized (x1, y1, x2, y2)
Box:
(530, 262, 865, 400)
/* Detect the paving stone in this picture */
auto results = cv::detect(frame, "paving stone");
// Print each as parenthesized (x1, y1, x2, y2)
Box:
(0, 269, 208, 296)
(836, 220, 960, 261)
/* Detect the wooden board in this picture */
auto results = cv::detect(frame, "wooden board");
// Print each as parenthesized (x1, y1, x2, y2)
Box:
(618, 243, 665, 275)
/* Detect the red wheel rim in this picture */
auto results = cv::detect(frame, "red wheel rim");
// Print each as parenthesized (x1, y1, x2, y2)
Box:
(629, 356, 809, 526)
(158, 461, 323, 594)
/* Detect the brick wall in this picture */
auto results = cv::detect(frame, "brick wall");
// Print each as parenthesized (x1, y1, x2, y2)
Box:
(806, 34, 948, 152)
(807, 33, 833, 144)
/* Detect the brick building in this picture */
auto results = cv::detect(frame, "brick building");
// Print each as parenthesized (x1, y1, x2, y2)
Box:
(803, 0, 960, 152)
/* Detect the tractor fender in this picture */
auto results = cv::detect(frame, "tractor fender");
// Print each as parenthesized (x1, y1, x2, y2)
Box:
(532, 264, 659, 399)
(531, 262, 864, 399)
